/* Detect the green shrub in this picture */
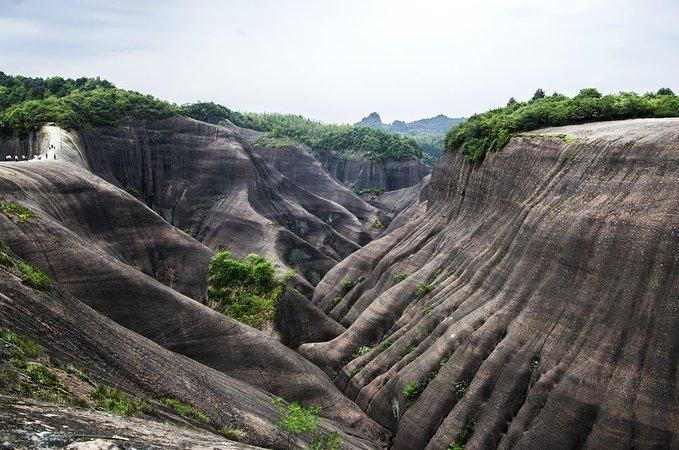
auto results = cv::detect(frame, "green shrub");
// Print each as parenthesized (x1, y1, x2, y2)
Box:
(92, 385, 155, 417)
(340, 277, 354, 291)
(65, 364, 91, 382)
(405, 343, 417, 354)
(403, 380, 425, 406)
(452, 380, 470, 401)
(423, 303, 432, 315)
(379, 341, 392, 351)
(206, 251, 282, 328)
(369, 219, 384, 231)
(310, 430, 342, 450)
(17, 262, 52, 291)
(354, 346, 372, 358)
(331, 296, 342, 307)
(0, 328, 43, 357)
(355, 187, 384, 196)
(394, 271, 408, 283)
(446, 88, 679, 162)
(2, 201, 35, 223)
(162, 397, 207, 423)
(414, 282, 435, 297)
(447, 418, 476, 449)
(272, 397, 321, 436)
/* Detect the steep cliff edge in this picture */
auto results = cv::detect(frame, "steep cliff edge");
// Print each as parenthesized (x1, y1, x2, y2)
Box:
(300, 119, 679, 449)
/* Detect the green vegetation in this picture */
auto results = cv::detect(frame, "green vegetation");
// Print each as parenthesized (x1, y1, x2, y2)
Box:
(0, 72, 179, 136)
(447, 418, 476, 450)
(354, 187, 384, 195)
(0, 328, 43, 358)
(423, 303, 433, 315)
(331, 296, 342, 307)
(354, 346, 372, 358)
(272, 397, 321, 435)
(414, 282, 435, 297)
(379, 341, 392, 351)
(206, 251, 282, 328)
(0, 250, 12, 267)
(17, 262, 53, 291)
(340, 277, 354, 291)
(446, 88, 679, 162)
(271, 397, 341, 448)
(91, 385, 155, 416)
(162, 397, 208, 423)
(403, 380, 425, 406)
(220, 427, 247, 442)
(369, 219, 384, 231)
(405, 343, 417, 354)
(180, 101, 252, 127)
(3, 201, 36, 223)
(65, 363, 91, 382)
(452, 380, 470, 401)
(310, 431, 342, 450)
(394, 271, 408, 283)
(228, 111, 422, 161)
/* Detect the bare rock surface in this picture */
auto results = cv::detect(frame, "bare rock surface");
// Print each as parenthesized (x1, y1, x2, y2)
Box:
(0, 159, 386, 443)
(313, 148, 431, 191)
(300, 119, 679, 449)
(0, 396, 259, 450)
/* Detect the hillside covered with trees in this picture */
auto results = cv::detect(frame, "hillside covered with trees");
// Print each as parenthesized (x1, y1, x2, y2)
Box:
(447, 87, 679, 162)
(0, 72, 179, 136)
(183, 103, 422, 161)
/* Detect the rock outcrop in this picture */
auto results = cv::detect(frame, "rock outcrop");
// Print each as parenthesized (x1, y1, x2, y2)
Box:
(0, 148, 387, 445)
(313, 148, 431, 191)
(300, 119, 679, 449)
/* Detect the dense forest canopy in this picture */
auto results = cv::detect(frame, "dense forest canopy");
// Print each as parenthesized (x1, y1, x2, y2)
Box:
(0, 72, 179, 136)
(446, 87, 679, 162)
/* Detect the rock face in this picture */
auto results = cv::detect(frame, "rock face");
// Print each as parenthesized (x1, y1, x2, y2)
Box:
(0, 396, 259, 450)
(313, 148, 431, 191)
(0, 140, 387, 445)
(0, 260, 378, 449)
(300, 119, 679, 449)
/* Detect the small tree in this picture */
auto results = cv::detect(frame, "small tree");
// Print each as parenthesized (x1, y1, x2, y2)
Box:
(531, 89, 545, 101)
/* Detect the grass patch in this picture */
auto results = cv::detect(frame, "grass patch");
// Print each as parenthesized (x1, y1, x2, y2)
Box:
(452, 380, 470, 401)
(447, 418, 476, 449)
(394, 271, 408, 283)
(92, 385, 155, 417)
(414, 282, 435, 297)
(272, 397, 321, 436)
(310, 431, 342, 450)
(3, 201, 36, 223)
(379, 341, 392, 351)
(17, 262, 52, 291)
(162, 397, 208, 423)
(403, 380, 425, 406)
(220, 427, 247, 442)
(0, 250, 13, 267)
(0, 328, 43, 358)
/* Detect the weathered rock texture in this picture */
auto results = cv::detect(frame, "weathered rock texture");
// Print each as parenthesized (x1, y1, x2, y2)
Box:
(0, 156, 386, 445)
(0, 259, 377, 449)
(301, 119, 679, 449)
(0, 396, 260, 450)
(313, 148, 431, 191)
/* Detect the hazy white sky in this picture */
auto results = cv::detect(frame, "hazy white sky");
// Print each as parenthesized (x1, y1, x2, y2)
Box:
(1, 0, 678, 123)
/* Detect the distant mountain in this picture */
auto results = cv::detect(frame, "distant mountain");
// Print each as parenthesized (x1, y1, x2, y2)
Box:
(355, 112, 466, 165)
(354, 112, 465, 136)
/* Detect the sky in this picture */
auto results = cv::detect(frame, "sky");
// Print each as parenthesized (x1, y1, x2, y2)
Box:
(1, 0, 678, 123)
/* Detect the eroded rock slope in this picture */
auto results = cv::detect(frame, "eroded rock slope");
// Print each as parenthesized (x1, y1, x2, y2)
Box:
(301, 119, 679, 449)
